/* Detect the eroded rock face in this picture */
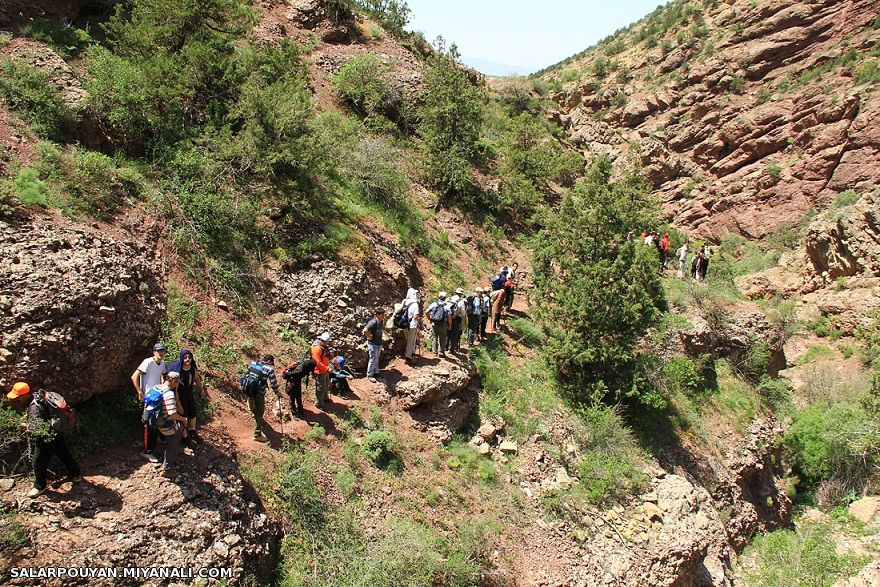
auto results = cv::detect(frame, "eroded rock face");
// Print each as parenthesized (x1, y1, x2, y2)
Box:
(0, 216, 164, 404)
(269, 234, 414, 366)
(395, 363, 474, 409)
(547, 0, 880, 240)
(805, 191, 880, 285)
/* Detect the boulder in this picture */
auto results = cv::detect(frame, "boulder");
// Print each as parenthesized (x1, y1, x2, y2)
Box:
(499, 441, 518, 454)
(395, 364, 474, 409)
(0, 217, 164, 404)
(847, 496, 880, 526)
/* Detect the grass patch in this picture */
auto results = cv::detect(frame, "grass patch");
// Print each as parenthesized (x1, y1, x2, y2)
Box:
(741, 514, 871, 587)
(796, 345, 834, 366)
(0, 505, 28, 556)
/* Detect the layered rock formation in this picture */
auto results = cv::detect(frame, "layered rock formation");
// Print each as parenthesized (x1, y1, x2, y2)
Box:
(0, 214, 164, 404)
(543, 0, 880, 240)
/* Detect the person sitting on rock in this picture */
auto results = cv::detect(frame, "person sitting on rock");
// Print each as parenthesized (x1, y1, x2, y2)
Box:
(7, 382, 82, 498)
(131, 342, 168, 463)
(330, 355, 355, 397)
(166, 348, 205, 447)
(311, 333, 332, 410)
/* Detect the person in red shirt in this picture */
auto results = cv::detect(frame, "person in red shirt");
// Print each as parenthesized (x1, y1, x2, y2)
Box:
(660, 233, 670, 271)
(311, 332, 332, 410)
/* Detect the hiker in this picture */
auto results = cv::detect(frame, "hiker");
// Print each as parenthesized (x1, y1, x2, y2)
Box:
(503, 276, 514, 313)
(505, 263, 518, 310)
(7, 382, 82, 498)
(400, 288, 421, 364)
(677, 241, 689, 279)
(330, 355, 354, 397)
(147, 372, 189, 478)
(644, 232, 654, 246)
(490, 285, 506, 331)
(700, 246, 711, 282)
(426, 292, 452, 357)
(466, 288, 483, 346)
(311, 333, 332, 410)
(480, 289, 491, 341)
(166, 348, 205, 447)
(132, 342, 168, 463)
(660, 233, 670, 270)
(283, 351, 315, 420)
(692, 247, 704, 280)
(242, 355, 280, 442)
(363, 308, 385, 383)
(448, 288, 467, 353)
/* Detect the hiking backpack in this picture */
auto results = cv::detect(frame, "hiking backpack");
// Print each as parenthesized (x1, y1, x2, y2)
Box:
(428, 302, 448, 323)
(490, 275, 504, 291)
(466, 295, 477, 314)
(44, 391, 77, 434)
(395, 303, 412, 329)
(239, 363, 268, 397)
(142, 387, 165, 428)
(283, 350, 313, 381)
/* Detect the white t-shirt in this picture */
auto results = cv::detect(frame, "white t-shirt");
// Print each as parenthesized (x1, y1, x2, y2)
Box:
(406, 302, 420, 329)
(677, 245, 688, 261)
(137, 357, 167, 395)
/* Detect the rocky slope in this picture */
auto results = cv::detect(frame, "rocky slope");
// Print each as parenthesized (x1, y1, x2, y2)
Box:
(541, 0, 880, 241)
(0, 212, 165, 404)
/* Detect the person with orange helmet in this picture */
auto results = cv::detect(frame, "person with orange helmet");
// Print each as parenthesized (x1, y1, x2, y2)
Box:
(7, 382, 82, 498)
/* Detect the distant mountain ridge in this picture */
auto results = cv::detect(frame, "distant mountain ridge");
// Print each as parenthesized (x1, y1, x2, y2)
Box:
(462, 56, 536, 77)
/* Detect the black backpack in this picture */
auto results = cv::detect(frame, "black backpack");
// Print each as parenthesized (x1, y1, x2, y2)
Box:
(239, 363, 268, 397)
(490, 275, 504, 290)
(429, 302, 448, 323)
(465, 295, 476, 314)
(394, 304, 411, 329)
(283, 350, 313, 381)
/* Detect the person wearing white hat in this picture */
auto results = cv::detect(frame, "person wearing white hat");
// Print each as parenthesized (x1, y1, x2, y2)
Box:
(466, 287, 483, 346)
(426, 291, 452, 357)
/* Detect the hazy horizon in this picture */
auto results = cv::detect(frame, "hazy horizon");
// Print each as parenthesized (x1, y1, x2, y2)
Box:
(407, 0, 665, 74)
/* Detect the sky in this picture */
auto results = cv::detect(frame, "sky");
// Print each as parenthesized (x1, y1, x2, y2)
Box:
(407, 0, 666, 74)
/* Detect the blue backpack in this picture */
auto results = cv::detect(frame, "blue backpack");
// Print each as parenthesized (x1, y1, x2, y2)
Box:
(239, 363, 268, 397)
(142, 387, 164, 428)
(490, 275, 504, 290)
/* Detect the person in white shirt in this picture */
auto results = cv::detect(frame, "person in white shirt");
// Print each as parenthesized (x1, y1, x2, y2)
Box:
(131, 342, 168, 463)
(401, 288, 421, 364)
(677, 241, 689, 279)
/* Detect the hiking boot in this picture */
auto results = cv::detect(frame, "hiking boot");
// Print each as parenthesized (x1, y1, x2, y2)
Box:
(161, 468, 178, 480)
(141, 451, 159, 464)
(26, 486, 45, 498)
(71, 475, 83, 483)
(368, 377, 377, 383)
(253, 432, 268, 443)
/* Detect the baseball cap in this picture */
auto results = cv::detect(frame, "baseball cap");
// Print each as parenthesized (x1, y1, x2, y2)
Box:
(153, 342, 167, 352)
(439, 291, 447, 299)
(166, 371, 180, 380)
(455, 287, 464, 295)
(319, 332, 331, 341)
(7, 381, 30, 399)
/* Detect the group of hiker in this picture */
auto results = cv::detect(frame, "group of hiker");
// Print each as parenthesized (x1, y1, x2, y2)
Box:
(397, 263, 519, 361)
(641, 230, 712, 281)
(6, 261, 521, 495)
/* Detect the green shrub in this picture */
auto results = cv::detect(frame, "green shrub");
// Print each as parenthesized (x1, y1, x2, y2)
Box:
(0, 505, 28, 556)
(732, 339, 772, 383)
(362, 429, 402, 472)
(532, 156, 665, 406)
(356, 0, 411, 38)
(855, 59, 880, 84)
(812, 316, 842, 340)
(332, 54, 400, 123)
(592, 56, 608, 79)
(0, 60, 78, 141)
(742, 517, 869, 587)
(419, 42, 483, 200)
(784, 400, 878, 496)
(832, 189, 861, 209)
(663, 355, 709, 396)
(767, 163, 783, 179)
(19, 19, 93, 58)
(340, 135, 408, 206)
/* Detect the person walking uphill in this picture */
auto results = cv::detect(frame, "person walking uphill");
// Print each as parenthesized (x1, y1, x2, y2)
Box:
(239, 355, 280, 442)
(311, 333, 332, 410)
(363, 308, 385, 383)
(7, 382, 82, 498)
(166, 348, 205, 447)
(427, 292, 452, 358)
(132, 342, 168, 463)
(490, 285, 506, 331)
(448, 288, 466, 353)
(400, 288, 421, 364)
(466, 288, 483, 346)
(480, 289, 491, 341)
